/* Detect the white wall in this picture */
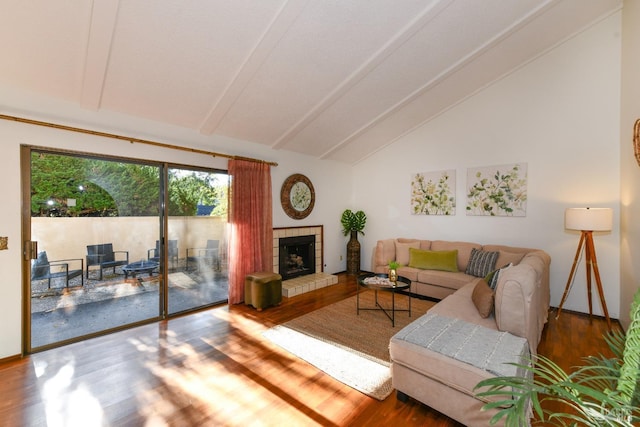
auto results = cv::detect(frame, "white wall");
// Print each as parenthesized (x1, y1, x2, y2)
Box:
(270, 152, 352, 272)
(619, 0, 640, 330)
(353, 13, 622, 319)
(0, 99, 352, 359)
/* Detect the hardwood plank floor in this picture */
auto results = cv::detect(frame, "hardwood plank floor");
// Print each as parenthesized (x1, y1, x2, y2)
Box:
(0, 273, 621, 426)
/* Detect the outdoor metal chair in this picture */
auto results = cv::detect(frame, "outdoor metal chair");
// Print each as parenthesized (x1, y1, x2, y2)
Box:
(31, 251, 84, 289)
(86, 243, 129, 279)
(147, 239, 178, 269)
(186, 239, 220, 271)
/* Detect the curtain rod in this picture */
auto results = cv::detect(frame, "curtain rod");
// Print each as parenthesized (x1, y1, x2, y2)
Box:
(0, 113, 278, 167)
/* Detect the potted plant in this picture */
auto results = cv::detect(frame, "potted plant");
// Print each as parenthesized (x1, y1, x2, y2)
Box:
(474, 289, 640, 426)
(340, 209, 366, 275)
(388, 260, 400, 282)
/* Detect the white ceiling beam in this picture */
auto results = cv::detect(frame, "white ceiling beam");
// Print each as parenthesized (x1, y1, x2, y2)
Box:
(80, 0, 120, 110)
(199, 0, 309, 135)
(270, 0, 455, 150)
(318, 0, 560, 161)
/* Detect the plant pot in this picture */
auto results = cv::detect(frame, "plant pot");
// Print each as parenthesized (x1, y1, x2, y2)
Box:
(389, 268, 397, 282)
(346, 230, 361, 275)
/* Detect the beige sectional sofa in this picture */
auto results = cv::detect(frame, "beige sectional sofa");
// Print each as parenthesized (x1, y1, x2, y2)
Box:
(373, 238, 551, 426)
(374, 238, 550, 303)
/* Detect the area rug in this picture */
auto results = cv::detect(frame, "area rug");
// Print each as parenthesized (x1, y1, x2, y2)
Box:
(262, 291, 435, 400)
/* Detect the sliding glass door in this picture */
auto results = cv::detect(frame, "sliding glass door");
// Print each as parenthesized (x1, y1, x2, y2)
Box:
(27, 149, 162, 350)
(24, 147, 229, 352)
(166, 167, 229, 314)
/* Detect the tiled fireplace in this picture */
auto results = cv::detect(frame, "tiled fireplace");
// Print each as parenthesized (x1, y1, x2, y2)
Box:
(273, 225, 338, 297)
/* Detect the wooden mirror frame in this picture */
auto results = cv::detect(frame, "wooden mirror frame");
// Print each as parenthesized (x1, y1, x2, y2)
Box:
(634, 118, 640, 167)
(280, 174, 315, 219)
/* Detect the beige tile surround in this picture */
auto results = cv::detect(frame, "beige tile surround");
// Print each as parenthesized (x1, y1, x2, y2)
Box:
(273, 225, 338, 297)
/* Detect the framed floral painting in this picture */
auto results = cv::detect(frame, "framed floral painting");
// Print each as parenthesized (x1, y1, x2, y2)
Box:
(410, 169, 456, 215)
(466, 163, 527, 216)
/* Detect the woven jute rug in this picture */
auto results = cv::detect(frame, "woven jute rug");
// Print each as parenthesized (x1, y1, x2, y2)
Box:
(263, 290, 435, 400)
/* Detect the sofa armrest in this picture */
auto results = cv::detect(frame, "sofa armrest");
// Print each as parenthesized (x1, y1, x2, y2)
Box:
(520, 250, 551, 324)
(494, 263, 543, 354)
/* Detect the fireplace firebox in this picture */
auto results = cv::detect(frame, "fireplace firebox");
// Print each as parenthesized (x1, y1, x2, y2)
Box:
(278, 235, 315, 280)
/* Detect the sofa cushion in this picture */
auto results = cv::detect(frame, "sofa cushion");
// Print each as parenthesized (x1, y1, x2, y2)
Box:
(397, 237, 430, 246)
(471, 279, 494, 318)
(395, 239, 421, 265)
(396, 266, 419, 282)
(495, 250, 525, 268)
(430, 240, 481, 271)
(465, 248, 499, 277)
(416, 269, 476, 291)
(409, 248, 458, 272)
(429, 281, 498, 328)
(391, 314, 529, 377)
(375, 239, 396, 268)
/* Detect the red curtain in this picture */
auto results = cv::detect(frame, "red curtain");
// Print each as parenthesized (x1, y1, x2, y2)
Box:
(228, 159, 273, 304)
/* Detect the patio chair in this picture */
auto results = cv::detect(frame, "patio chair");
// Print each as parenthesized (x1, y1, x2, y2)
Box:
(147, 239, 179, 269)
(31, 251, 84, 289)
(86, 243, 129, 280)
(186, 239, 220, 271)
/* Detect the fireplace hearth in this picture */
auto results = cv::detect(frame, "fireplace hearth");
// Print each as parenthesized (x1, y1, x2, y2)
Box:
(279, 235, 315, 280)
(273, 226, 338, 296)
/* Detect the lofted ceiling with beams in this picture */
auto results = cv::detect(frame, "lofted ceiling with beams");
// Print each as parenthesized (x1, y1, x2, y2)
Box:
(0, 0, 622, 164)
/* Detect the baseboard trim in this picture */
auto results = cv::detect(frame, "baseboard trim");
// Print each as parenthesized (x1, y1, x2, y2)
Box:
(0, 353, 23, 366)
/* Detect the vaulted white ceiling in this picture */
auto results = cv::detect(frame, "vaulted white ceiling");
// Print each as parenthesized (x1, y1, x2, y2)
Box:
(0, 0, 622, 164)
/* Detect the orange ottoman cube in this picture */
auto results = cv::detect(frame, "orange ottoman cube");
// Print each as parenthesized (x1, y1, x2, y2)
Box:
(245, 272, 283, 311)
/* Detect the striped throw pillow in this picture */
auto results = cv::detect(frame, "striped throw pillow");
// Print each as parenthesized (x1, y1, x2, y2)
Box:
(465, 248, 499, 278)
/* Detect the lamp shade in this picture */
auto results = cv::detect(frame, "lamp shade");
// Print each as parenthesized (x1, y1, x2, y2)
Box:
(565, 207, 612, 231)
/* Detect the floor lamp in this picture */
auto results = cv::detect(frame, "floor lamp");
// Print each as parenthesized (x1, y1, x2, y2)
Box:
(556, 207, 613, 329)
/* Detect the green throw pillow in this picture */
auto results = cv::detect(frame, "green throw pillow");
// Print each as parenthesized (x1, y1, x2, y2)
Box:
(484, 263, 512, 290)
(408, 248, 458, 272)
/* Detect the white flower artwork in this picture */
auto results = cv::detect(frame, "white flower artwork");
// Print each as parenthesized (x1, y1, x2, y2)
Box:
(410, 170, 456, 215)
(466, 163, 527, 217)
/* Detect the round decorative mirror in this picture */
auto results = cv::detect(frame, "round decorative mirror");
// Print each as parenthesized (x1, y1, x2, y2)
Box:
(281, 174, 315, 219)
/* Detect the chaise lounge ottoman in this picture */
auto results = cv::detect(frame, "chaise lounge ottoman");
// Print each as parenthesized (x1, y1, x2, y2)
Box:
(390, 312, 531, 426)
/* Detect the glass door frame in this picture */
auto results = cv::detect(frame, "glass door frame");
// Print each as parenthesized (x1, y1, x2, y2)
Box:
(22, 145, 230, 354)
(21, 145, 169, 353)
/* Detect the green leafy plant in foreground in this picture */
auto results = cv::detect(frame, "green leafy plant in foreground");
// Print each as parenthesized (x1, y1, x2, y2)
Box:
(475, 288, 640, 426)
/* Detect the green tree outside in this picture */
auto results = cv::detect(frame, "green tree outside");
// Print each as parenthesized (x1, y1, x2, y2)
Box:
(31, 152, 226, 218)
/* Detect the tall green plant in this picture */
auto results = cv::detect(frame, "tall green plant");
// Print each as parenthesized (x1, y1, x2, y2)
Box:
(340, 209, 366, 236)
(475, 289, 640, 426)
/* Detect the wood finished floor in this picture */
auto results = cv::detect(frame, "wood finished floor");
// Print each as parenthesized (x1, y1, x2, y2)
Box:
(0, 273, 620, 426)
